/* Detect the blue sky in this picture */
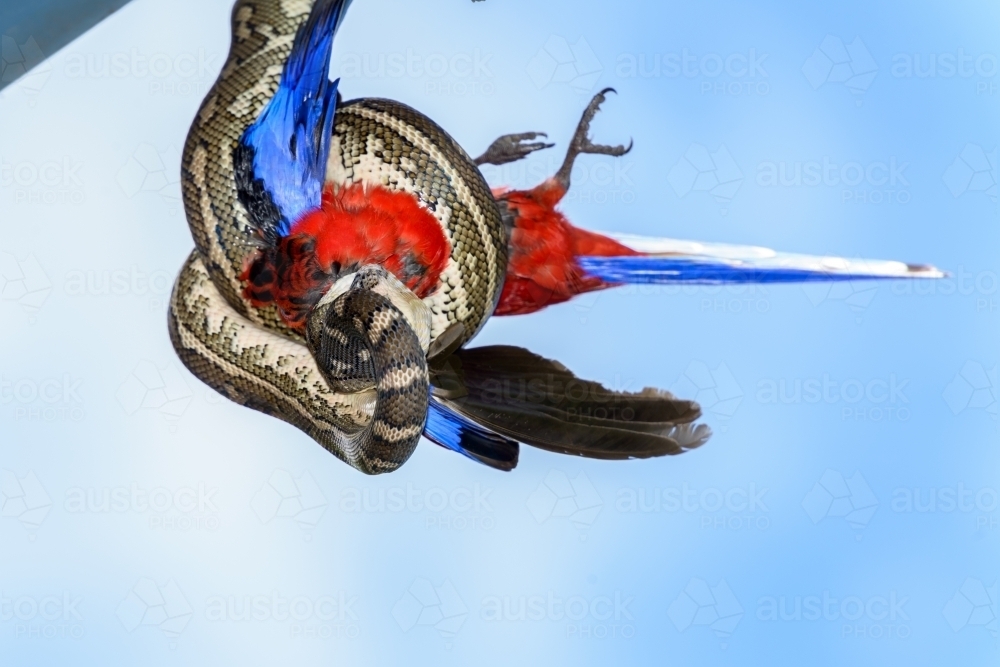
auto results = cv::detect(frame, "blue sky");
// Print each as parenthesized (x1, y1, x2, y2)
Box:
(1, 0, 998, 664)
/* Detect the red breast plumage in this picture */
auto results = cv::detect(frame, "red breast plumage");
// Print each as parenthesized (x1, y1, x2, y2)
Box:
(242, 181, 451, 328)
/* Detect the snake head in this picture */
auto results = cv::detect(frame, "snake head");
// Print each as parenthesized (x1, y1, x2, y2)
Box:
(305, 265, 432, 474)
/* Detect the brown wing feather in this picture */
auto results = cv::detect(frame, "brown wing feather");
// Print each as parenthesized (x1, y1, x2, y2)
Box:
(430, 346, 711, 460)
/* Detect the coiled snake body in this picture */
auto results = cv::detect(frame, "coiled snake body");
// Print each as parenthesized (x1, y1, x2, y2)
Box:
(169, 0, 507, 473)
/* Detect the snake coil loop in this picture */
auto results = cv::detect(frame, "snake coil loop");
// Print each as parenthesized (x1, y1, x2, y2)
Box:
(305, 266, 430, 471)
(170, 0, 507, 473)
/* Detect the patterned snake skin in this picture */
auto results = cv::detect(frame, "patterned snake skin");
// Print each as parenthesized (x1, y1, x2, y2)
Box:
(168, 0, 507, 473)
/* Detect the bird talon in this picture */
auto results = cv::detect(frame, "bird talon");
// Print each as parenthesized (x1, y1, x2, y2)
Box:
(474, 132, 555, 166)
(554, 89, 631, 190)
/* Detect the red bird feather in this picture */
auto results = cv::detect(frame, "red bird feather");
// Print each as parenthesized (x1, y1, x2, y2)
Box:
(243, 181, 450, 328)
(492, 178, 639, 316)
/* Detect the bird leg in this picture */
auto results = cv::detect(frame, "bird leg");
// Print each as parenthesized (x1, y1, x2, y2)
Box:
(473, 132, 554, 166)
(553, 87, 632, 192)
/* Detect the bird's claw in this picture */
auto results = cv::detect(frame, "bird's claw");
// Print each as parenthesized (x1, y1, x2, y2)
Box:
(571, 88, 633, 157)
(474, 132, 555, 166)
(556, 87, 632, 189)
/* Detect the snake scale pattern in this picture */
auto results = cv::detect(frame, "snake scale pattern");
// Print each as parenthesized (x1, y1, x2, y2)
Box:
(169, 0, 507, 473)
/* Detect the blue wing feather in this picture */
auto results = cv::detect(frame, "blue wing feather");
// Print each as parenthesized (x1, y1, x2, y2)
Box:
(235, 0, 353, 242)
(424, 398, 519, 471)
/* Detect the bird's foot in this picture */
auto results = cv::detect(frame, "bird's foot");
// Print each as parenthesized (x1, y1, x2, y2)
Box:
(554, 87, 633, 190)
(473, 132, 554, 166)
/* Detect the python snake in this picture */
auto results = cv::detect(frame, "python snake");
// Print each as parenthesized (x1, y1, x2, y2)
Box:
(169, 0, 506, 474)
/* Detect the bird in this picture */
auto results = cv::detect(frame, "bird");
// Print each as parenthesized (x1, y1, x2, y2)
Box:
(472, 88, 943, 316)
(171, 0, 944, 473)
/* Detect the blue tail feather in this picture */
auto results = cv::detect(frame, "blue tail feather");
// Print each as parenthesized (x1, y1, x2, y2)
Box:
(578, 254, 944, 286)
